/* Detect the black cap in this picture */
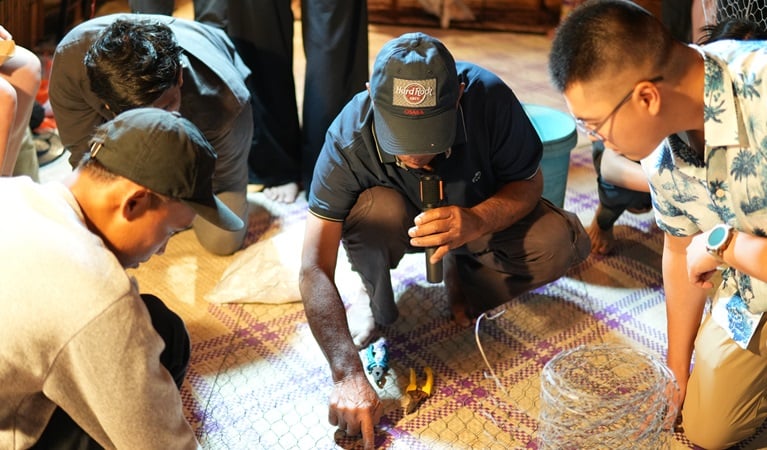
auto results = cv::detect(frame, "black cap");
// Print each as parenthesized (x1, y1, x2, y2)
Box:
(370, 32, 459, 155)
(89, 108, 244, 231)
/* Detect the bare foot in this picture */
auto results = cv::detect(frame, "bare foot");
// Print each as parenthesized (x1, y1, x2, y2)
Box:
(263, 182, 300, 203)
(347, 286, 378, 349)
(444, 255, 472, 327)
(587, 215, 617, 255)
(627, 205, 652, 214)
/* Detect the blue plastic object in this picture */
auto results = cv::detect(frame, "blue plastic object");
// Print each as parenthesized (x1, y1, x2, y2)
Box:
(522, 104, 578, 208)
(366, 339, 389, 388)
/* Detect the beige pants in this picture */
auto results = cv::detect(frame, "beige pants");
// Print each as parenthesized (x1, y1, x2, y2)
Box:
(12, 128, 39, 181)
(683, 309, 767, 449)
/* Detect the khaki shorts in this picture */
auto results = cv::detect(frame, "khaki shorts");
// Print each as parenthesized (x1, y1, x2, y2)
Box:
(683, 309, 767, 448)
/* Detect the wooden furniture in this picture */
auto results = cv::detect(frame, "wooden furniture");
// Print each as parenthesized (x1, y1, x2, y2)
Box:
(0, 0, 90, 49)
(367, 0, 561, 34)
(0, 0, 45, 48)
(367, 0, 662, 34)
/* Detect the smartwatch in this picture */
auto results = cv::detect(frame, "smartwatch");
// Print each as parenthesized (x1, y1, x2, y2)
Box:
(706, 224, 735, 260)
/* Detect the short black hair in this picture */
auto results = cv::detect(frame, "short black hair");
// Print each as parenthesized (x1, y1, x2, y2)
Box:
(84, 18, 183, 114)
(548, 0, 675, 92)
(698, 17, 767, 44)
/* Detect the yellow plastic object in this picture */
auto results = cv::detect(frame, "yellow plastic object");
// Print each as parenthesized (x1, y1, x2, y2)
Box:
(0, 40, 15, 66)
(405, 367, 435, 414)
(406, 367, 417, 393)
(422, 367, 434, 396)
(406, 367, 434, 396)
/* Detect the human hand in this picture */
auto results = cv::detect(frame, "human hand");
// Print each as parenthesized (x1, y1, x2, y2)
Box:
(665, 369, 687, 431)
(328, 372, 383, 450)
(686, 232, 720, 289)
(0, 26, 14, 67)
(408, 206, 483, 263)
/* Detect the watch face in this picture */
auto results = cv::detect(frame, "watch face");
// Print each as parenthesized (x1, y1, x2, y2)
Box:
(708, 226, 726, 247)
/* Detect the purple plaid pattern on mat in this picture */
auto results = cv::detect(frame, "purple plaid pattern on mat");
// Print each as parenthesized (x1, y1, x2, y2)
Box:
(177, 145, 759, 449)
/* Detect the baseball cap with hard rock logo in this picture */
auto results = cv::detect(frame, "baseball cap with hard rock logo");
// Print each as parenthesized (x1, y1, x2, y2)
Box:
(370, 32, 459, 156)
(88, 107, 244, 231)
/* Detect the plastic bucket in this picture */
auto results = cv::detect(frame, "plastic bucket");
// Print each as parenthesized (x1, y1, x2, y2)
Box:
(522, 104, 577, 208)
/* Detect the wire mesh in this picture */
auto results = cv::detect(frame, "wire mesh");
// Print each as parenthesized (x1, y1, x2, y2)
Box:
(173, 145, 690, 449)
(185, 253, 656, 449)
(537, 343, 678, 450)
(179, 217, 683, 448)
(701, 0, 767, 30)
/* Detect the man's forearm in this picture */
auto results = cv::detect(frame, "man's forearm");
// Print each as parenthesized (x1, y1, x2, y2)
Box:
(469, 172, 542, 235)
(664, 281, 706, 385)
(663, 235, 707, 385)
(300, 266, 365, 382)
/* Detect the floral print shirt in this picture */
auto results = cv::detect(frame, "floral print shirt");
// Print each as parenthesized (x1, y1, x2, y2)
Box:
(643, 40, 767, 348)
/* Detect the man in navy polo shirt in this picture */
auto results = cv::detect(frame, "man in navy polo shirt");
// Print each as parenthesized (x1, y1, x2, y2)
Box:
(299, 32, 590, 448)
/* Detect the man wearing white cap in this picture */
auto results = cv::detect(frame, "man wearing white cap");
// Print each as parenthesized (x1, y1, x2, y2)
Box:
(0, 108, 241, 449)
(299, 32, 590, 448)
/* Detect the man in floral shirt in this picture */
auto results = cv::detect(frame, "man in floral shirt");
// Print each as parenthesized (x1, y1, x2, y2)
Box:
(550, 1, 767, 448)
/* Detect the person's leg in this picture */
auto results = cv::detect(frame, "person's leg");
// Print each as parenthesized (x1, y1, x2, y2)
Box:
(443, 252, 472, 326)
(194, 0, 228, 29)
(0, 45, 41, 176)
(192, 189, 248, 255)
(342, 187, 417, 330)
(300, 0, 369, 194)
(588, 140, 622, 254)
(193, 100, 251, 255)
(227, 0, 301, 197)
(13, 127, 39, 181)
(30, 100, 45, 130)
(32, 294, 190, 449)
(30, 408, 103, 450)
(128, 0, 175, 14)
(589, 141, 651, 254)
(139, 294, 191, 388)
(662, 0, 693, 42)
(682, 313, 767, 449)
(453, 199, 590, 314)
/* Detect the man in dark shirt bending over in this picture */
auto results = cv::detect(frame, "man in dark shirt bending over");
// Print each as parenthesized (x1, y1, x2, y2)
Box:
(299, 32, 590, 449)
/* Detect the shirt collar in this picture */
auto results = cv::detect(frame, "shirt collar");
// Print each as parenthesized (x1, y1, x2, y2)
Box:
(697, 44, 744, 150)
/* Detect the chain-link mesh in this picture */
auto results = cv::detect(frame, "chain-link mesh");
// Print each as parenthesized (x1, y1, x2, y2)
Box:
(538, 344, 678, 449)
(701, 0, 767, 30)
(173, 146, 695, 449)
(180, 238, 688, 448)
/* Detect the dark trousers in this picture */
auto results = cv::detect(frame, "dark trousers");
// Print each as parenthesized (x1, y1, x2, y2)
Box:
(341, 187, 591, 325)
(31, 294, 191, 450)
(591, 141, 652, 231)
(235, 0, 369, 190)
(226, 0, 303, 187)
(661, 0, 692, 42)
(300, 0, 369, 191)
(127, 0, 299, 187)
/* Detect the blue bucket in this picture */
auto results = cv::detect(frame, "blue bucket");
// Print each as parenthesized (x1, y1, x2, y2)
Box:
(522, 104, 578, 208)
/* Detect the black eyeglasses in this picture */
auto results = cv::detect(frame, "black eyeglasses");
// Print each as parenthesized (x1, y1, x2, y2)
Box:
(574, 76, 663, 141)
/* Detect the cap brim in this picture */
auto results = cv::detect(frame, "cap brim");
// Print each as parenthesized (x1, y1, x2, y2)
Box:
(374, 106, 457, 156)
(183, 195, 244, 232)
